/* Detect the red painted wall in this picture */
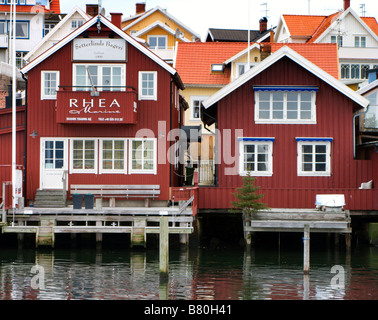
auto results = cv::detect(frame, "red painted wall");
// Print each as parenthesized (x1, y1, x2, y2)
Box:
(25, 29, 180, 201)
(200, 57, 376, 210)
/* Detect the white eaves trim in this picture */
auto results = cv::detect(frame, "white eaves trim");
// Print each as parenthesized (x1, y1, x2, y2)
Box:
(202, 45, 370, 110)
(21, 15, 177, 77)
(314, 7, 378, 44)
(224, 43, 260, 65)
(122, 6, 201, 41)
(357, 79, 378, 96)
(24, 6, 90, 62)
(133, 21, 190, 42)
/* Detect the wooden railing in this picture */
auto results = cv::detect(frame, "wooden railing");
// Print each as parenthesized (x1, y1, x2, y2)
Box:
(171, 172, 199, 216)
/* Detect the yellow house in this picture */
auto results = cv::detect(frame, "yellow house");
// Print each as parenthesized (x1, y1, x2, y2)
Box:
(122, 3, 200, 65)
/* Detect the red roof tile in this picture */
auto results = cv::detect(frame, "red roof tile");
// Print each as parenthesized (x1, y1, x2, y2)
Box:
(270, 43, 340, 79)
(50, 0, 60, 14)
(175, 42, 249, 86)
(282, 15, 327, 37)
(0, 4, 49, 13)
(362, 17, 378, 36)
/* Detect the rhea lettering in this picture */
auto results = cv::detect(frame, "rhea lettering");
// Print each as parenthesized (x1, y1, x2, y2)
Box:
(69, 98, 121, 115)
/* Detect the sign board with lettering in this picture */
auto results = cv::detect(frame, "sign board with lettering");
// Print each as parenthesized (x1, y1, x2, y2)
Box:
(56, 90, 137, 124)
(73, 39, 127, 61)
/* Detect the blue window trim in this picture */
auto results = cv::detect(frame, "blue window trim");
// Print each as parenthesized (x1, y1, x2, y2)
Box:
(2, 20, 30, 39)
(253, 86, 319, 92)
(239, 137, 275, 142)
(296, 137, 333, 142)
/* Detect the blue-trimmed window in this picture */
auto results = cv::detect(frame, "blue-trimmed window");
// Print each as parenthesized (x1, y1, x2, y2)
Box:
(254, 86, 318, 124)
(296, 138, 332, 176)
(2, 20, 30, 39)
(238, 138, 274, 176)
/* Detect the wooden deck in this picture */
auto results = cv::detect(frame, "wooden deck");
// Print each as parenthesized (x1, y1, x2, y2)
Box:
(244, 209, 351, 233)
(1, 206, 195, 248)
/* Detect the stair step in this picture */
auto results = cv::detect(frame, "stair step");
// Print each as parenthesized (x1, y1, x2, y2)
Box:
(34, 189, 66, 208)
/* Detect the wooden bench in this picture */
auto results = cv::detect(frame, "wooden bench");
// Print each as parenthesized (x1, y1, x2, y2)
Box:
(70, 185, 160, 207)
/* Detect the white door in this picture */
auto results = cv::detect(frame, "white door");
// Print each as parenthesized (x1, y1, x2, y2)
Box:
(40, 139, 68, 189)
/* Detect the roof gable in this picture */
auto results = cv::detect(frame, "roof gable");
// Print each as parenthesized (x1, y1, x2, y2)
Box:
(133, 21, 190, 42)
(314, 8, 378, 43)
(21, 15, 179, 80)
(122, 6, 200, 40)
(202, 46, 369, 110)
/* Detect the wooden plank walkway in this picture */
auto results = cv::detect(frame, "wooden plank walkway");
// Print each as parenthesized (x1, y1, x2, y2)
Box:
(244, 209, 351, 233)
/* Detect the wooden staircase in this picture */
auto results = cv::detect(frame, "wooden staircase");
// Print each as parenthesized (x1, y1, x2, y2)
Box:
(34, 189, 66, 208)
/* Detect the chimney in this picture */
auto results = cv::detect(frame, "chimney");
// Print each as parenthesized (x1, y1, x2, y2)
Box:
(86, 4, 99, 16)
(259, 17, 268, 33)
(136, 3, 146, 15)
(344, 0, 350, 10)
(110, 13, 122, 29)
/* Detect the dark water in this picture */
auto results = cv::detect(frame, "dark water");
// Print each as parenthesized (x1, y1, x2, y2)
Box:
(1, 242, 377, 300)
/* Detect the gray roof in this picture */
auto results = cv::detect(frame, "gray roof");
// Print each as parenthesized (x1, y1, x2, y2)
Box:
(206, 28, 272, 42)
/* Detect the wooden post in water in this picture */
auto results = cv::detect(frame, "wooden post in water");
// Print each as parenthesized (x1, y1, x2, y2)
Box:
(159, 211, 169, 279)
(303, 224, 310, 274)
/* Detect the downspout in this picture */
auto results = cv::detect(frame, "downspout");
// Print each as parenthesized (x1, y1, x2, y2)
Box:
(353, 104, 369, 159)
(21, 72, 28, 204)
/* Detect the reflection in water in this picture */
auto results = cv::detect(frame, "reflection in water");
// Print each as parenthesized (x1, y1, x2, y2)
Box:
(0, 246, 377, 300)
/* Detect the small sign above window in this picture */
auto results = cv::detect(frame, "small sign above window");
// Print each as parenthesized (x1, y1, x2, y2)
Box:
(73, 39, 127, 61)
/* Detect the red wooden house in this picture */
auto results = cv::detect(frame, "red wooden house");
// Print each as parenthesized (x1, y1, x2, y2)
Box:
(200, 46, 377, 212)
(18, 13, 185, 206)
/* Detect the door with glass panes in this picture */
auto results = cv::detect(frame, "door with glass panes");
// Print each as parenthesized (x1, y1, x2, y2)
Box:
(40, 139, 68, 189)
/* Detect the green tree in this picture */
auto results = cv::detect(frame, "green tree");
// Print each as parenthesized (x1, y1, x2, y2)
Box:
(230, 173, 268, 215)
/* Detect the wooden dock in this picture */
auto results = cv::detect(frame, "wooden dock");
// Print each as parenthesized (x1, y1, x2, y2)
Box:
(1, 206, 194, 248)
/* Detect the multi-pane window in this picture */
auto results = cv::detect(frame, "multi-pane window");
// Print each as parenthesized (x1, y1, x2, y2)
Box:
(354, 36, 366, 48)
(101, 140, 126, 173)
(44, 23, 56, 36)
(130, 139, 156, 174)
(72, 139, 96, 173)
(331, 35, 343, 47)
(71, 20, 84, 29)
(191, 96, 209, 120)
(148, 35, 167, 49)
(341, 63, 370, 80)
(44, 141, 64, 169)
(239, 138, 274, 176)
(254, 87, 317, 123)
(41, 71, 59, 99)
(297, 139, 332, 176)
(139, 71, 157, 100)
(74, 64, 125, 91)
(8, 21, 29, 39)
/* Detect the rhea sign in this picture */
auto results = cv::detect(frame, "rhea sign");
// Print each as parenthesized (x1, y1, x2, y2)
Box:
(56, 91, 138, 124)
(73, 39, 127, 61)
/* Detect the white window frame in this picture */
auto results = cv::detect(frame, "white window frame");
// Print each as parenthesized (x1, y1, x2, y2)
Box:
(297, 138, 332, 176)
(41, 71, 60, 100)
(354, 36, 366, 48)
(235, 62, 256, 78)
(138, 71, 157, 101)
(70, 138, 98, 174)
(239, 138, 274, 177)
(99, 139, 127, 174)
(73, 63, 126, 92)
(254, 88, 317, 124)
(190, 96, 209, 121)
(129, 138, 157, 175)
(147, 35, 167, 50)
(331, 35, 343, 47)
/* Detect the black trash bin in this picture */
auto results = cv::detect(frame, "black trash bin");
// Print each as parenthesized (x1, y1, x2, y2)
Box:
(84, 194, 94, 209)
(72, 194, 82, 209)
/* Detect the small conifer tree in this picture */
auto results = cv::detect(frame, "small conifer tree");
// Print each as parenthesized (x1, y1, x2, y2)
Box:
(230, 172, 267, 215)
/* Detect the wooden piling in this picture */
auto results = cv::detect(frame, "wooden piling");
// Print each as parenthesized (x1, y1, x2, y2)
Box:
(159, 212, 169, 279)
(303, 224, 310, 274)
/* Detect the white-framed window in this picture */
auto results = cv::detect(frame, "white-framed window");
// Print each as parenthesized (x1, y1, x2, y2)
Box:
(70, 139, 98, 174)
(254, 87, 317, 124)
(354, 36, 366, 48)
(138, 71, 157, 100)
(297, 138, 332, 176)
(71, 20, 84, 30)
(236, 63, 256, 78)
(239, 138, 274, 176)
(44, 23, 56, 36)
(41, 71, 59, 100)
(129, 138, 157, 174)
(0, 0, 5, 4)
(341, 63, 370, 80)
(99, 139, 127, 174)
(190, 96, 209, 120)
(73, 64, 125, 91)
(147, 35, 167, 49)
(331, 35, 343, 47)
(8, 20, 29, 39)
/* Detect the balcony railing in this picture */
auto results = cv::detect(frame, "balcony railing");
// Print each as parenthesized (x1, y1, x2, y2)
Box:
(56, 86, 138, 124)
